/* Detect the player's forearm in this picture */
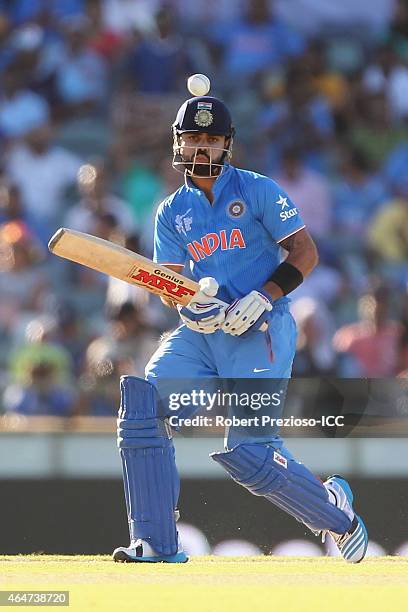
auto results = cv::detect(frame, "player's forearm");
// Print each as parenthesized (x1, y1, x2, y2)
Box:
(262, 229, 319, 300)
(284, 239, 319, 277)
(279, 228, 319, 277)
(262, 280, 285, 301)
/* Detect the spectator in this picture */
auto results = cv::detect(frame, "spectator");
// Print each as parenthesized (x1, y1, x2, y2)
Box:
(275, 0, 395, 38)
(85, 301, 157, 374)
(101, 0, 158, 35)
(3, 360, 75, 416)
(2, 0, 84, 26)
(273, 146, 333, 240)
(304, 39, 349, 115)
(333, 285, 401, 376)
(85, 0, 125, 61)
(5, 121, 82, 235)
(387, 0, 408, 60)
(259, 64, 334, 171)
(0, 60, 50, 141)
(0, 221, 52, 344)
(0, 179, 46, 244)
(289, 262, 344, 309)
(363, 43, 408, 122)
(6, 24, 44, 84)
(115, 149, 164, 234)
(213, 0, 304, 85)
(0, 6, 10, 42)
(332, 147, 389, 240)
(53, 15, 108, 118)
(367, 185, 408, 266)
(175, 0, 244, 33)
(64, 159, 136, 234)
(383, 143, 408, 191)
(75, 301, 157, 414)
(292, 297, 336, 375)
(3, 313, 76, 416)
(120, 6, 192, 94)
(6, 24, 68, 107)
(397, 291, 408, 375)
(46, 301, 93, 376)
(73, 349, 122, 416)
(350, 91, 408, 166)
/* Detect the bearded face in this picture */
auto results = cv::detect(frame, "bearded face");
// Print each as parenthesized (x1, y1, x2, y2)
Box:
(173, 132, 231, 177)
(182, 148, 222, 176)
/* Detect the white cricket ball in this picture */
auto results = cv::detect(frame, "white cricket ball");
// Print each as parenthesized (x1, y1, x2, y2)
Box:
(187, 74, 211, 97)
(199, 277, 219, 297)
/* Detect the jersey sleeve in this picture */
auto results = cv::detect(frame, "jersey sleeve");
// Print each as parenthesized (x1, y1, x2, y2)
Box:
(254, 176, 306, 243)
(153, 201, 186, 265)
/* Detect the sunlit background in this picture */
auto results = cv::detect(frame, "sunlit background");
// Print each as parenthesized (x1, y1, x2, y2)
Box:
(0, 0, 407, 557)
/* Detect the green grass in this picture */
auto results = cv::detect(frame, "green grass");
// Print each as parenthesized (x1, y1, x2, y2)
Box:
(1, 556, 407, 612)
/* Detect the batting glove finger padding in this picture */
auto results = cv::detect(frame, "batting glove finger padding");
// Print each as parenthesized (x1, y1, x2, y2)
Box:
(177, 276, 227, 334)
(178, 302, 226, 334)
(222, 290, 273, 337)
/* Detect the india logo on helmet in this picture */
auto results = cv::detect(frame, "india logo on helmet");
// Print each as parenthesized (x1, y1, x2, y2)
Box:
(194, 109, 213, 127)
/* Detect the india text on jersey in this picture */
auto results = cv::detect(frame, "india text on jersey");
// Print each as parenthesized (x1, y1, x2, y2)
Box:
(187, 228, 246, 262)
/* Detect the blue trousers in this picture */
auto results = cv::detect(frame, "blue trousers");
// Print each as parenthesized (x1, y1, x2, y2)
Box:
(145, 301, 296, 448)
(146, 301, 296, 380)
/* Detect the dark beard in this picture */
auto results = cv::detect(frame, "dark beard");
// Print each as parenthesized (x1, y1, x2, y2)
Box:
(184, 162, 212, 176)
(183, 158, 223, 176)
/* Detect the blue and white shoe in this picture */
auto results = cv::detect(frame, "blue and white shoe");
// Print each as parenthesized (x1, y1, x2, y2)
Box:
(113, 538, 188, 563)
(322, 475, 368, 563)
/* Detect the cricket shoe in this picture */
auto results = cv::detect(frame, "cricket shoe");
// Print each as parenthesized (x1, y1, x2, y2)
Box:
(321, 475, 368, 563)
(113, 539, 188, 563)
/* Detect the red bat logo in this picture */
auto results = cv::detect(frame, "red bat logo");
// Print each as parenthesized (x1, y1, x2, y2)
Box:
(130, 268, 196, 300)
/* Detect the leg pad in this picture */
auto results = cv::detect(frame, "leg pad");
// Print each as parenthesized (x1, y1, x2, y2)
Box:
(211, 444, 351, 533)
(118, 376, 179, 556)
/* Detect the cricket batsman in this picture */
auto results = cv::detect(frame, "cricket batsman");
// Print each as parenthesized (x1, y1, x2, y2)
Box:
(113, 91, 368, 564)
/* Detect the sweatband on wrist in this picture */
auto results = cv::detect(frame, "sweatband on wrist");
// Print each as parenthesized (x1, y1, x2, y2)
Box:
(268, 262, 304, 295)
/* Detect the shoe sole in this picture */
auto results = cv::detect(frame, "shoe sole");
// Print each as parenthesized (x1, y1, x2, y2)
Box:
(113, 549, 188, 563)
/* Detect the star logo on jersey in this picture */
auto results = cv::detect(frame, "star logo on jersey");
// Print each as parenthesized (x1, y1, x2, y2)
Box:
(175, 209, 193, 235)
(276, 195, 290, 209)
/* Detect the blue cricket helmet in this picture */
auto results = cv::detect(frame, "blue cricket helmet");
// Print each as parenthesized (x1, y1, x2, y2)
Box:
(172, 96, 234, 137)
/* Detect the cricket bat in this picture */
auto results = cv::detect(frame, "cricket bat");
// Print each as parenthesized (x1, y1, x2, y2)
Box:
(48, 227, 212, 306)
(48, 228, 268, 331)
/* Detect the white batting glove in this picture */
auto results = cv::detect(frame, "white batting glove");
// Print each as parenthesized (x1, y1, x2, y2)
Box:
(221, 290, 273, 338)
(177, 277, 227, 334)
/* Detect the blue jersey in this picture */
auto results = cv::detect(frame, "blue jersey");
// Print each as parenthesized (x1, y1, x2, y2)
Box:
(154, 164, 305, 303)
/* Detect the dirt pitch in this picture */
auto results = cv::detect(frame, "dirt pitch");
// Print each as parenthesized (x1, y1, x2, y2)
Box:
(1, 556, 407, 612)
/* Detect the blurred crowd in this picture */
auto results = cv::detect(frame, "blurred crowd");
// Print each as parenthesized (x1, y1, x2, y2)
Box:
(0, 0, 407, 418)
